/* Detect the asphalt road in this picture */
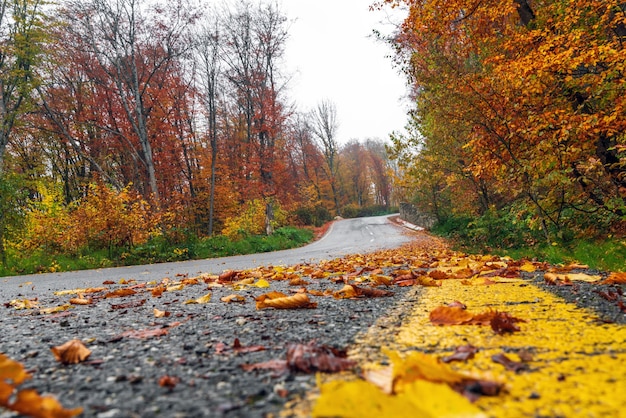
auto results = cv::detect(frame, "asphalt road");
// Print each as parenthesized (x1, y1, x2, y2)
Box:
(0, 214, 413, 305)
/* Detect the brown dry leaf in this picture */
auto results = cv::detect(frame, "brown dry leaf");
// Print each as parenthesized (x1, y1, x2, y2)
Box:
(111, 299, 146, 310)
(429, 270, 450, 280)
(491, 353, 529, 372)
(256, 292, 317, 309)
(241, 359, 288, 373)
(10, 389, 83, 418)
(51, 340, 92, 364)
(289, 277, 310, 286)
(600, 272, 626, 284)
(69, 294, 93, 305)
(441, 345, 479, 363)
(286, 342, 355, 373)
(429, 306, 475, 325)
(158, 375, 180, 388)
(116, 327, 169, 340)
(151, 285, 166, 297)
(181, 278, 199, 286)
(429, 306, 525, 332)
(370, 275, 392, 286)
(490, 311, 525, 334)
(333, 284, 393, 299)
(218, 270, 240, 282)
(104, 288, 137, 298)
(221, 294, 246, 303)
(232, 338, 266, 354)
(153, 308, 170, 318)
(332, 284, 358, 299)
(0, 353, 31, 388)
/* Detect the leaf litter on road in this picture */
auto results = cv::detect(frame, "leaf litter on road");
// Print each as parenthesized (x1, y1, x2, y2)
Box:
(2, 234, 625, 417)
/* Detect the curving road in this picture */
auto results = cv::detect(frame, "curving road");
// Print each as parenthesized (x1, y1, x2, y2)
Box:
(0, 215, 413, 300)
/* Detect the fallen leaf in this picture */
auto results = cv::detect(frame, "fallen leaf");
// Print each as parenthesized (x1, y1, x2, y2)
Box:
(286, 342, 355, 373)
(221, 294, 246, 303)
(491, 353, 529, 372)
(313, 378, 487, 418)
(7, 299, 39, 309)
(256, 292, 317, 309)
(441, 345, 478, 363)
(166, 284, 185, 292)
(115, 327, 169, 340)
(490, 311, 524, 334)
(9, 389, 83, 418)
(104, 288, 137, 298)
(429, 306, 525, 331)
(600, 272, 626, 284)
(429, 306, 475, 325)
(40, 304, 73, 315)
(232, 338, 266, 354)
(153, 308, 170, 318)
(110, 299, 146, 310)
(184, 293, 212, 304)
(151, 286, 166, 297)
(54, 287, 107, 296)
(241, 359, 288, 373)
(289, 277, 310, 286)
(0, 353, 31, 387)
(218, 270, 240, 282)
(50, 340, 92, 364)
(333, 284, 393, 299)
(158, 375, 180, 388)
(69, 295, 92, 305)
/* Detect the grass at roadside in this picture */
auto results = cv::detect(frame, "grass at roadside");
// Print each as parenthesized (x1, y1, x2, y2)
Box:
(430, 216, 626, 272)
(0, 226, 314, 277)
(489, 239, 626, 272)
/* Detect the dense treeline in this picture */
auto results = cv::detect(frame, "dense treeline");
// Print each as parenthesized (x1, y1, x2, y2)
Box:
(0, 0, 395, 269)
(381, 0, 626, 246)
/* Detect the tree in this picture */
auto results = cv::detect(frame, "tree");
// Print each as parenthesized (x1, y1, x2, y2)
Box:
(310, 100, 341, 215)
(57, 0, 199, 203)
(196, 13, 222, 235)
(0, 0, 48, 173)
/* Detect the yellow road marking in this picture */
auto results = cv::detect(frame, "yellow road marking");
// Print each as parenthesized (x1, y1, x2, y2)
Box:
(395, 280, 626, 417)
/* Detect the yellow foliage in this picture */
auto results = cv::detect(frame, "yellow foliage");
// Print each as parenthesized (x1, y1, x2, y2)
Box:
(221, 198, 286, 240)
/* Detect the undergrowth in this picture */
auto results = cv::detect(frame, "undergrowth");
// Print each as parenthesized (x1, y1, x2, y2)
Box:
(431, 214, 626, 272)
(0, 226, 313, 277)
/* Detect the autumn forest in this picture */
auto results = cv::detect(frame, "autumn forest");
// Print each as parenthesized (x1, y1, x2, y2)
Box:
(0, 0, 394, 272)
(384, 0, 626, 253)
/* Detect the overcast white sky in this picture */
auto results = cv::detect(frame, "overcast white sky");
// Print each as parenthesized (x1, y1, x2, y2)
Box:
(282, 1, 410, 143)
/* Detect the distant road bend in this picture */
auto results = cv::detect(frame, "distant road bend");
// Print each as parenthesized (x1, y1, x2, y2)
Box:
(0, 215, 414, 300)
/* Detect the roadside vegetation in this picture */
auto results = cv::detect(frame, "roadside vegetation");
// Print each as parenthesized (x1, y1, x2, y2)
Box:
(431, 213, 626, 272)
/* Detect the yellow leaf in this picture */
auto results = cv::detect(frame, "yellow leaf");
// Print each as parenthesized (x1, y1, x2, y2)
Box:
(184, 293, 212, 304)
(153, 308, 170, 318)
(520, 262, 536, 273)
(39, 304, 73, 315)
(312, 378, 486, 418)
(221, 294, 246, 303)
(8, 299, 39, 309)
(253, 278, 270, 288)
(167, 284, 185, 292)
